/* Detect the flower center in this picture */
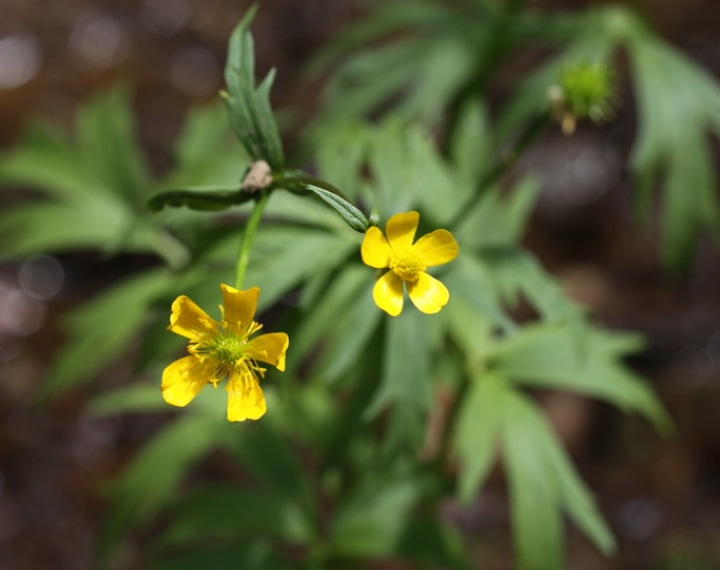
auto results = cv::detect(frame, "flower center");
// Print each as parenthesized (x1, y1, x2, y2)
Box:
(187, 321, 264, 386)
(211, 333, 247, 366)
(389, 248, 426, 282)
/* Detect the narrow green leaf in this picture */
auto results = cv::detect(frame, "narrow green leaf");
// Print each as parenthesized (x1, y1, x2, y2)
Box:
(313, 1, 487, 126)
(290, 265, 368, 363)
(76, 85, 150, 205)
(628, 34, 720, 267)
(174, 103, 235, 165)
(540, 425, 616, 556)
(396, 512, 469, 570)
(148, 543, 289, 570)
(445, 291, 494, 365)
(367, 121, 459, 219)
(223, 7, 284, 169)
(449, 101, 492, 189)
(0, 199, 132, 257)
(147, 185, 251, 212)
(100, 410, 230, 558)
(480, 247, 585, 328)
(292, 265, 382, 383)
(491, 323, 672, 433)
(263, 187, 348, 230)
(87, 383, 168, 416)
(164, 102, 249, 188)
(318, 332, 384, 470)
(319, 40, 420, 125)
(298, 182, 369, 232)
(404, 126, 464, 222)
(443, 256, 516, 335)
(503, 392, 564, 570)
(309, 0, 460, 70)
(502, 389, 616, 566)
(455, 373, 507, 502)
(454, 375, 617, 566)
(245, 226, 356, 309)
(159, 484, 314, 548)
(456, 178, 540, 247)
(146, 541, 290, 570)
(396, 38, 475, 125)
(365, 308, 431, 449)
(0, 120, 105, 201)
(223, 7, 258, 158)
(254, 68, 284, 168)
(320, 280, 381, 382)
(331, 474, 421, 558)
(221, 420, 310, 504)
(147, 540, 290, 570)
(314, 120, 371, 201)
(40, 269, 170, 398)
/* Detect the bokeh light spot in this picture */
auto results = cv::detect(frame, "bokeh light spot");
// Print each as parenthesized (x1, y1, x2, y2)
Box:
(0, 34, 42, 89)
(0, 286, 45, 337)
(19, 255, 64, 301)
(70, 12, 128, 68)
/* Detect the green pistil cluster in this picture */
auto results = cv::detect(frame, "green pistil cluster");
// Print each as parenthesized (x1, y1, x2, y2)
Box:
(211, 333, 248, 367)
(549, 60, 617, 134)
(559, 61, 615, 121)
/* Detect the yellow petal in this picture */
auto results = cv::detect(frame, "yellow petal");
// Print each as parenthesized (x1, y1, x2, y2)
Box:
(226, 368, 267, 421)
(407, 272, 449, 314)
(361, 227, 392, 269)
(168, 296, 218, 341)
(221, 284, 259, 332)
(372, 271, 405, 316)
(412, 229, 459, 267)
(385, 211, 419, 249)
(161, 356, 213, 407)
(245, 332, 289, 371)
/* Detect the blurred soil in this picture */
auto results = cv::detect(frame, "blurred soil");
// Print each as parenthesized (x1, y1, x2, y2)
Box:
(1, 0, 720, 569)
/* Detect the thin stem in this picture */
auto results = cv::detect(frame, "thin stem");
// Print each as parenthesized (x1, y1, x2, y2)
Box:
(149, 228, 191, 270)
(234, 191, 270, 289)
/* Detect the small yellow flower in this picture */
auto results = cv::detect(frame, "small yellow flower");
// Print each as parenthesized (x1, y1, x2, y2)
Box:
(161, 284, 289, 421)
(361, 211, 459, 316)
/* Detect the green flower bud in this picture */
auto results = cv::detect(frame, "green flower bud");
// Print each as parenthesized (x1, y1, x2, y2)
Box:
(548, 60, 616, 134)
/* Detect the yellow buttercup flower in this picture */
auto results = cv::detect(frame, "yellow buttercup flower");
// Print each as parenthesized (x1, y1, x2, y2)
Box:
(361, 211, 459, 316)
(161, 284, 289, 421)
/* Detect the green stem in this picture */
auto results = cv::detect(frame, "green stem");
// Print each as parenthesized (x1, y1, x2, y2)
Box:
(234, 191, 270, 289)
(148, 228, 191, 270)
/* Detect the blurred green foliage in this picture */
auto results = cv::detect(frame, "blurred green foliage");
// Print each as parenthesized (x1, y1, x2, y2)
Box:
(316, 2, 720, 267)
(2, 0, 718, 568)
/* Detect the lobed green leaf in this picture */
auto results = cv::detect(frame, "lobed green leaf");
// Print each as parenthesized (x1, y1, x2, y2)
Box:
(223, 7, 284, 169)
(330, 473, 422, 558)
(40, 269, 170, 398)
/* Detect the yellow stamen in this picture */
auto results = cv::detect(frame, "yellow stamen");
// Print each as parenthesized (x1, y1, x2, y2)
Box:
(389, 248, 426, 282)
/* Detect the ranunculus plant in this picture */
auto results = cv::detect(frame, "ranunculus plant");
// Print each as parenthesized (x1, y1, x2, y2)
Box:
(4, 2, 719, 568)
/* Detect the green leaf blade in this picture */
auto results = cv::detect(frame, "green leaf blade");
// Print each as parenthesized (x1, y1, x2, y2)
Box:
(455, 372, 507, 502)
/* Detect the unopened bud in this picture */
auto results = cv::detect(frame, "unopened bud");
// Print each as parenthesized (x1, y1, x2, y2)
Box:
(548, 60, 616, 135)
